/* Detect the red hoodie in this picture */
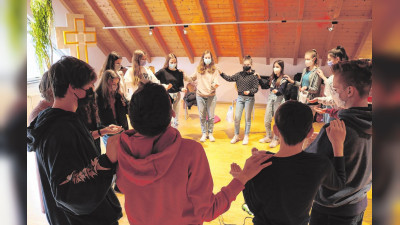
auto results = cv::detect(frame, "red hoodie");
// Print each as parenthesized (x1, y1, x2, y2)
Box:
(116, 126, 244, 225)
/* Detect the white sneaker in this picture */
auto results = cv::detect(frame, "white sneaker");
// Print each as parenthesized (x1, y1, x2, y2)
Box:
(231, 135, 240, 144)
(269, 139, 280, 148)
(259, 136, 272, 143)
(200, 134, 207, 142)
(209, 134, 215, 142)
(242, 135, 249, 145)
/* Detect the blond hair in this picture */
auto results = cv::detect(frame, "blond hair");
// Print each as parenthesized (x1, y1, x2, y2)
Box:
(197, 50, 216, 74)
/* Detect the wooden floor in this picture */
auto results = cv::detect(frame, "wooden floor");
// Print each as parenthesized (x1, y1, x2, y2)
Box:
(27, 102, 372, 225)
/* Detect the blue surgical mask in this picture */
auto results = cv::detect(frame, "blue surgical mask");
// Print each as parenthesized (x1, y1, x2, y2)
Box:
(327, 61, 334, 67)
(169, 63, 176, 69)
(204, 58, 212, 65)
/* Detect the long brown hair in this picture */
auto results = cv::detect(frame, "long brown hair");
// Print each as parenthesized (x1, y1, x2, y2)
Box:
(197, 50, 216, 74)
(271, 60, 285, 86)
(163, 53, 178, 69)
(130, 50, 146, 86)
(96, 69, 120, 109)
(99, 51, 122, 78)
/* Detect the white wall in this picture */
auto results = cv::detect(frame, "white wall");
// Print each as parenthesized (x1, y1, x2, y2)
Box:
(129, 57, 332, 104)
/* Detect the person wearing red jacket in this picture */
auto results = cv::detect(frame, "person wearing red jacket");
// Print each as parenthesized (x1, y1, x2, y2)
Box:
(107, 81, 272, 225)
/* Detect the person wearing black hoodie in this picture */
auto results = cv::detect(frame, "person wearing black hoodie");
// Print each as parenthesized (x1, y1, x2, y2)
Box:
(27, 56, 122, 225)
(305, 59, 372, 225)
(218, 55, 259, 145)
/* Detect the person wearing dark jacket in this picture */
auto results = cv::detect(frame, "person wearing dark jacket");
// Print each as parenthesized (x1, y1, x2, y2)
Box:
(96, 70, 129, 146)
(218, 55, 259, 145)
(257, 60, 288, 148)
(305, 59, 372, 225)
(243, 100, 347, 225)
(155, 53, 187, 128)
(27, 56, 122, 225)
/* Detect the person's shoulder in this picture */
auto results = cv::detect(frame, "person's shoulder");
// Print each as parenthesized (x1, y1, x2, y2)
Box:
(181, 138, 203, 151)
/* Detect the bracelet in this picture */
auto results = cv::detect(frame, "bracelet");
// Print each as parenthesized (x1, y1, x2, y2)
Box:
(98, 129, 102, 137)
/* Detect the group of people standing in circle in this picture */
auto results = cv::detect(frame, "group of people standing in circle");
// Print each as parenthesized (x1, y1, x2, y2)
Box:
(83, 46, 350, 149)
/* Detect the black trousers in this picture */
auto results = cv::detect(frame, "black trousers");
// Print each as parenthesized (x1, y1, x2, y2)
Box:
(309, 209, 365, 225)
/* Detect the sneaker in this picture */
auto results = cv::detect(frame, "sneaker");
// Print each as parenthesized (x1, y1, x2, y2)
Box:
(259, 136, 272, 143)
(200, 134, 207, 142)
(209, 133, 215, 142)
(231, 135, 240, 144)
(242, 135, 249, 145)
(269, 139, 280, 148)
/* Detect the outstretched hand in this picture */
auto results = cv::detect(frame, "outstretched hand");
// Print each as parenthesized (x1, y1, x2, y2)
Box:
(231, 153, 273, 185)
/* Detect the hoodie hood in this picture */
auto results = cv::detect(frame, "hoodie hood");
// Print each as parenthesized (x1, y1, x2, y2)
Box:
(338, 106, 372, 138)
(117, 126, 182, 186)
(27, 108, 78, 152)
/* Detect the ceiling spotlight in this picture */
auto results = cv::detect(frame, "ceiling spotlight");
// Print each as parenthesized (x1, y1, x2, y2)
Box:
(281, 20, 287, 23)
(327, 21, 338, 32)
(149, 27, 154, 36)
(183, 25, 188, 35)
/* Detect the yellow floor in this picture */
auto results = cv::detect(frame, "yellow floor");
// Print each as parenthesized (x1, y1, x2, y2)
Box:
(27, 102, 372, 225)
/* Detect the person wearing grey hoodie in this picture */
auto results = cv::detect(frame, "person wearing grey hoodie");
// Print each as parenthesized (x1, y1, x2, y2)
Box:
(305, 59, 372, 225)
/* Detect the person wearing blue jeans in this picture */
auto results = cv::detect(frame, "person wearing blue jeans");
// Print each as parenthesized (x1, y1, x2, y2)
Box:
(258, 60, 288, 148)
(196, 95, 217, 138)
(219, 55, 259, 145)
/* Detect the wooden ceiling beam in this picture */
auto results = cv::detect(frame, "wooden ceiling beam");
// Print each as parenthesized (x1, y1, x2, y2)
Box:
(163, 0, 194, 63)
(352, 21, 372, 59)
(133, 0, 169, 57)
(107, 0, 152, 62)
(195, 0, 218, 63)
(321, 0, 343, 66)
(58, 0, 111, 57)
(264, 0, 270, 65)
(293, 0, 305, 66)
(85, 0, 132, 59)
(231, 0, 245, 64)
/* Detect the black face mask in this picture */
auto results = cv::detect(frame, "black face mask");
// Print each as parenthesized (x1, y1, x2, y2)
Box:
(77, 88, 95, 106)
(243, 66, 251, 72)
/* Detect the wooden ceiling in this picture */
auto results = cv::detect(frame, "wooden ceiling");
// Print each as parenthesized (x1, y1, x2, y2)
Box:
(58, 0, 372, 65)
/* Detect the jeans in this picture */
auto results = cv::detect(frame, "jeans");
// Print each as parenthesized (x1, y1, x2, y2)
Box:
(264, 93, 285, 139)
(309, 209, 365, 225)
(102, 134, 110, 147)
(170, 92, 181, 128)
(234, 95, 255, 135)
(323, 105, 336, 123)
(196, 95, 217, 134)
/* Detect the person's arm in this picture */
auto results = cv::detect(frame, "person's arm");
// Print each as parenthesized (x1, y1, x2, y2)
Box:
(219, 71, 239, 82)
(322, 120, 347, 189)
(45, 130, 116, 215)
(186, 143, 272, 222)
(307, 71, 322, 94)
(248, 77, 259, 95)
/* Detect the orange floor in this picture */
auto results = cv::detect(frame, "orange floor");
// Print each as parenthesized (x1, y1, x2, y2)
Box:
(27, 103, 372, 225)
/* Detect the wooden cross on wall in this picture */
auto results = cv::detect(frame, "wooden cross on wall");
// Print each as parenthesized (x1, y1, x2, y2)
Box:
(55, 14, 97, 63)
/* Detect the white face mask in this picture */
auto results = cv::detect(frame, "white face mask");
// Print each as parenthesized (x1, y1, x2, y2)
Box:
(273, 68, 281, 74)
(169, 63, 176, 69)
(305, 59, 313, 67)
(327, 61, 334, 67)
(204, 58, 212, 65)
(332, 90, 346, 108)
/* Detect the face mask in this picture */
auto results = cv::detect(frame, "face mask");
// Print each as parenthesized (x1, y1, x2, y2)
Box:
(139, 60, 147, 66)
(76, 87, 94, 103)
(204, 58, 212, 65)
(273, 68, 281, 74)
(331, 90, 346, 108)
(327, 61, 334, 67)
(305, 59, 313, 67)
(169, 63, 176, 69)
(243, 66, 251, 71)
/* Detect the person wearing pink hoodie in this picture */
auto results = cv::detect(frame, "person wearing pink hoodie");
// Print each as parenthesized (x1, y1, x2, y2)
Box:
(106, 81, 272, 225)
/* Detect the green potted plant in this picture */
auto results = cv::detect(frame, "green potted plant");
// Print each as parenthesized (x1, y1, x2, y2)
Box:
(29, 0, 54, 73)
